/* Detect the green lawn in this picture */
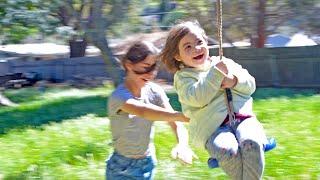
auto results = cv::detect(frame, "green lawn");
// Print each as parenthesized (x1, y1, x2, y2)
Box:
(0, 86, 319, 180)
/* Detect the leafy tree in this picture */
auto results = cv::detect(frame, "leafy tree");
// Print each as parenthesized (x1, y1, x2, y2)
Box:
(267, 0, 320, 35)
(54, 0, 130, 85)
(171, 0, 319, 47)
(0, 0, 58, 44)
(0, 0, 132, 85)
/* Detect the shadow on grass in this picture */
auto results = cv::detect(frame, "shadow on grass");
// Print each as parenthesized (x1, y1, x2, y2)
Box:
(1, 87, 318, 135)
(252, 88, 319, 100)
(0, 95, 110, 135)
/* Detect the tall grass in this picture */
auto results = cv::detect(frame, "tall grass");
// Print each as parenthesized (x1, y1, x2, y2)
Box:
(0, 86, 319, 179)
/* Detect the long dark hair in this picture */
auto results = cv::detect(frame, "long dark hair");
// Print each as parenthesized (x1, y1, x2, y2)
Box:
(121, 41, 159, 71)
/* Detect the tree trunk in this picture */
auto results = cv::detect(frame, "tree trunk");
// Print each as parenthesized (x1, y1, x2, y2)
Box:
(83, 0, 128, 87)
(256, 0, 266, 48)
(86, 32, 124, 87)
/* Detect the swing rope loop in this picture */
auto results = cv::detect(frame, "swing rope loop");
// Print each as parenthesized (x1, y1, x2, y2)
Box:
(216, 0, 236, 124)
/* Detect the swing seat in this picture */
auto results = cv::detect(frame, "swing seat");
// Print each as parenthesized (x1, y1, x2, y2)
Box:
(207, 137, 276, 168)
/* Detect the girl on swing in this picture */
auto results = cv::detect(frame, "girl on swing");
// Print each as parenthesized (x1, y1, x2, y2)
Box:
(106, 41, 197, 179)
(160, 20, 267, 180)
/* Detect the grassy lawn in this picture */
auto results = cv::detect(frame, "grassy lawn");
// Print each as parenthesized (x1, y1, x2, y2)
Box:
(0, 86, 319, 180)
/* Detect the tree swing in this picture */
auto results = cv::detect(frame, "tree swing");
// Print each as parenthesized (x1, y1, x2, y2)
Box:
(207, 0, 277, 168)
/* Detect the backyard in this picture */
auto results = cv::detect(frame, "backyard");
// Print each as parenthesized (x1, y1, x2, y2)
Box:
(0, 85, 319, 180)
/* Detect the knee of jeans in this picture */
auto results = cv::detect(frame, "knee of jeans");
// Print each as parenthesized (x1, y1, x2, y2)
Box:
(240, 139, 262, 152)
(221, 147, 239, 159)
(207, 140, 239, 157)
(209, 145, 239, 160)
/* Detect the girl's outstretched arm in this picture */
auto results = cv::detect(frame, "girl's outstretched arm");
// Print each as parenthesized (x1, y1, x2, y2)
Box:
(162, 101, 198, 164)
(120, 98, 189, 122)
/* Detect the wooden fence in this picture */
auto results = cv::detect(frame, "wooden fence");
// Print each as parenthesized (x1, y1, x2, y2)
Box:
(210, 45, 320, 88)
(1, 45, 320, 88)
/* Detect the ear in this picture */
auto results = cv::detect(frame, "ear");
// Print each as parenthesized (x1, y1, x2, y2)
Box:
(175, 54, 182, 62)
(123, 60, 133, 70)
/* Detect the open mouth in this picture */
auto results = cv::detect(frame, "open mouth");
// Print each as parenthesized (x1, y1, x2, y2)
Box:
(193, 54, 204, 60)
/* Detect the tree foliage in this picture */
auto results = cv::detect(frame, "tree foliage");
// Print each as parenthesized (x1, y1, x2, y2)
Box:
(0, 0, 59, 44)
(1, 0, 319, 84)
(171, 0, 320, 47)
(2, 0, 318, 46)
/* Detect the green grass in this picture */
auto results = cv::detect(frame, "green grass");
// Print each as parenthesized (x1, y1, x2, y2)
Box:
(0, 86, 319, 179)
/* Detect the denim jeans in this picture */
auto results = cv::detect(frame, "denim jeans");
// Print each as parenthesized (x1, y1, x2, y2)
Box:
(205, 117, 267, 180)
(106, 151, 156, 180)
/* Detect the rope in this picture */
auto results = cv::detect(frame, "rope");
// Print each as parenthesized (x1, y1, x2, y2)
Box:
(216, 0, 223, 61)
(216, 0, 235, 124)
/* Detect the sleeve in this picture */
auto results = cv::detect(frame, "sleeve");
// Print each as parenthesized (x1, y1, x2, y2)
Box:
(226, 58, 256, 95)
(150, 83, 169, 106)
(108, 88, 132, 116)
(174, 66, 226, 108)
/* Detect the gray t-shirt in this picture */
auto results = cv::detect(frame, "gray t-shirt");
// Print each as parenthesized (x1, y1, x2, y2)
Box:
(108, 82, 169, 156)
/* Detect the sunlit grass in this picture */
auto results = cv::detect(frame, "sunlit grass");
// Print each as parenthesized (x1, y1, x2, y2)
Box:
(0, 87, 319, 179)
(0, 114, 110, 180)
(253, 94, 320, 180)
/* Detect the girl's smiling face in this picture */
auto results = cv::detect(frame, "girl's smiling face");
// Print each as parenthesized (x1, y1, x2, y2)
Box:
(175, 29, 210, 68)
(126, 54, 159, 86)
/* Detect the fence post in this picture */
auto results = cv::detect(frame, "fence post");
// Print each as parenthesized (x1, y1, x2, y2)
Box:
(269, 54, 280, 87)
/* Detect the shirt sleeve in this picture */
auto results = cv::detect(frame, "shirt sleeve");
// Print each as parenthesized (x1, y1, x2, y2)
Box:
(108, 87, 132, 116)
(174, 65, 226, 107)
(150, 83, 169, 106)
(225, 58, 256, 96)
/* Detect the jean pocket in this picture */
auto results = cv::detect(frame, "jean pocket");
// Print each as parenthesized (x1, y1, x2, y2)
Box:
(139, 156, 155, 173)
(107, 155, 131, 171)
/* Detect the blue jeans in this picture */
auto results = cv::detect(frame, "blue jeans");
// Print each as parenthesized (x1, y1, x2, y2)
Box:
(205, 117, 267, 180)
(106, 152, 156, 180)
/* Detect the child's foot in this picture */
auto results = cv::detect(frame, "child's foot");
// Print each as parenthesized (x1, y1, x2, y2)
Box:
(208, 137, 277, 168)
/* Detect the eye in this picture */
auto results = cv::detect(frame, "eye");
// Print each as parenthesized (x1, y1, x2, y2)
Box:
(185, 45, 192, 50)
(197, 40, 203, 45)
(132, 62, 159, 75)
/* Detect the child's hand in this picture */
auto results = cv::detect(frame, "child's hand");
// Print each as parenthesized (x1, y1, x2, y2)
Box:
(214, 60, 228, 74)
(171, 144, 198, 164)
(221, 73, 238, 88)
(177, 112, 190, 122)
(181, 116, 190, 122)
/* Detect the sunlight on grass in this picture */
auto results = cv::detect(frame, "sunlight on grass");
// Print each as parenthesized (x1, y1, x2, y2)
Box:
(2, 86, 111, 104)
(0, 114, 110, 180)
(0, 87, 110, 134)
(0, 87, 319, 179)
(254, 94, 320, 179)
(43, 88, 108, 99)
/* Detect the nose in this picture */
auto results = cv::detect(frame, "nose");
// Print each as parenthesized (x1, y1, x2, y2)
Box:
(142, 73, 156, 81)
(195, 44, 202, 51)
(144, 69, 157, 78)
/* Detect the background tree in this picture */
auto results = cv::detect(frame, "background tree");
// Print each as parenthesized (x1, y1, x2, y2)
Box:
(0, 0, 132, 85)
(56, 0, 131, 85)
(1, 0, 319, 87)
(0, 0, 58, 44)
(168, 0, 320, 47)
